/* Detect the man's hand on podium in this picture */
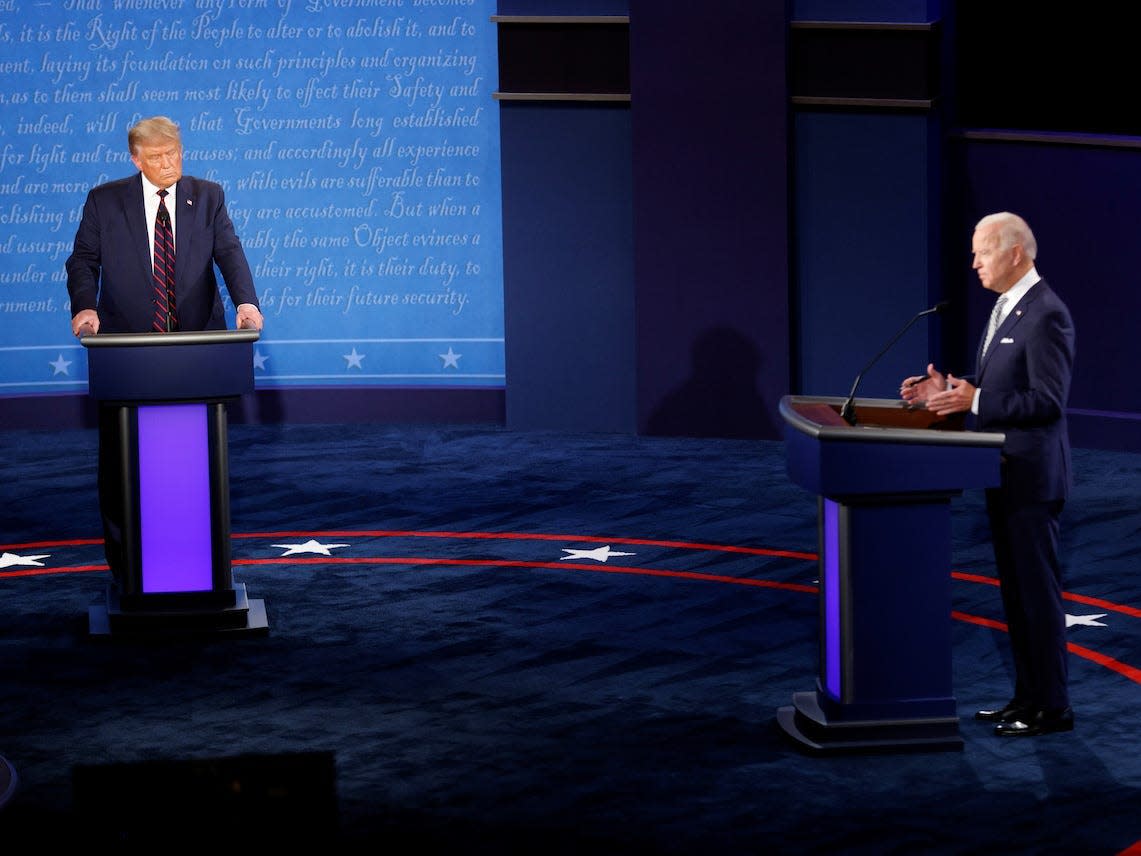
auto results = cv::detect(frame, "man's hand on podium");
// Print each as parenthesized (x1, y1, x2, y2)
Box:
(236, 303, 264, 331)
(72, 309, 99, 338)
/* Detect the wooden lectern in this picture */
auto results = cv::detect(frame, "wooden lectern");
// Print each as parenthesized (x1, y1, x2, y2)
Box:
(81, 329, 268, 638)
(777, 395, 1004, 753)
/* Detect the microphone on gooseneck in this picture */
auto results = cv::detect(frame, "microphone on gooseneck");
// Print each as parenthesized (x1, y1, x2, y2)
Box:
(839, 300, 950, 426)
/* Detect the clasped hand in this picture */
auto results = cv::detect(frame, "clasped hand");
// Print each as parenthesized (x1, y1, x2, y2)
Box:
(71, 309, 99, 338)
(899, 362, 974, 416)
(235, 303, 264, 331)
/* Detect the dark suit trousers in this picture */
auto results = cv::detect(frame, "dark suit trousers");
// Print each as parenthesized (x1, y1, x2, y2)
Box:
(985, 487, 1069, 711)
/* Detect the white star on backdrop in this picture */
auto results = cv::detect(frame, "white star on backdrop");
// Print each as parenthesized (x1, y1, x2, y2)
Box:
(271, 539, 351, 556)
(49, 354, 72, 376)
(560, 545, 637, 563)
(1066, 613, 1108, 628)
(439, 347, 462, 369)
(343, 347, 365, 369)
(253, 350, 268, 370)
(0, 552, 51, 568)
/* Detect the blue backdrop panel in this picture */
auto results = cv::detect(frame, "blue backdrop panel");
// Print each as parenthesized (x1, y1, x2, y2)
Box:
(0, 1, 504, 397)
(793, 110, 939, 401)
(500, 103, 635, 434)
(630, 0, 789, 440)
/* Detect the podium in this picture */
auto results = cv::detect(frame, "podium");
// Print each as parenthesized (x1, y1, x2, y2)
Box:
(776, 395, 1004, 753)
(82, 329, 268, 638)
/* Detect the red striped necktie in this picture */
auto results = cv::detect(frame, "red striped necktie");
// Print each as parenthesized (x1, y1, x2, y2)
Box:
(152, 188, 178, 333)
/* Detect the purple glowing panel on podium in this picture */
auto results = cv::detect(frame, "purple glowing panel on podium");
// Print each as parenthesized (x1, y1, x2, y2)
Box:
(138, 404, 212, 593)
(823, 498, 841, 699)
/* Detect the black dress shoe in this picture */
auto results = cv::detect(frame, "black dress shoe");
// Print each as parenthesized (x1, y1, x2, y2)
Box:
(975, 702, 1028, 723)
(994, 707, 1074, 737)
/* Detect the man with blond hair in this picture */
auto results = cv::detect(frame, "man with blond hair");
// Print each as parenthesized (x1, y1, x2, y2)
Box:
(65, 115, 263, 586)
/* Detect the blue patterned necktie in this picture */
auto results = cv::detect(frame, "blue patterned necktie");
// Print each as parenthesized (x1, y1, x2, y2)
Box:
(981, 295, 1007, 357)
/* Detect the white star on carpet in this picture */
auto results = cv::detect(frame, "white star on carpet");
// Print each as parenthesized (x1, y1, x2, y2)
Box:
(1066, 613, 1107, 628)
(439, 347, 462, 369)
(272, 539, 351, 556)
(49, 354, 72, 376)
(0, 552, 51, 568)
(253, 350, 268, 370)
(560, 545, 636, 563)
(343, 347, 365, 369)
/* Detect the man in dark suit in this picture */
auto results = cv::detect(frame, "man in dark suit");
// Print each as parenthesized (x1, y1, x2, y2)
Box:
(65, 115, 264, 584)
(900, 211, 1076, 738)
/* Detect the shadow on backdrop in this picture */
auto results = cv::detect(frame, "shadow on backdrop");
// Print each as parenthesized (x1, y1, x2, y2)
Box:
(646, 325, 778, 439)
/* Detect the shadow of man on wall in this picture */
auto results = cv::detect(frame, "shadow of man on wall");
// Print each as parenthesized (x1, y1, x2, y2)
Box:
(645, 325, 777, 440)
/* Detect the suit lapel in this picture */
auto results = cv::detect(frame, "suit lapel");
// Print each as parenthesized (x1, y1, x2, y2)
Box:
(174, 177, 195, 288)
(977, 284, 1044, 379)
(124, 174, 152, 287)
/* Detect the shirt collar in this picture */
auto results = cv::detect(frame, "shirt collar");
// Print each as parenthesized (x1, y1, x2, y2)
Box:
(141, 174, 175, 198)
(998, 266, 1040, 310)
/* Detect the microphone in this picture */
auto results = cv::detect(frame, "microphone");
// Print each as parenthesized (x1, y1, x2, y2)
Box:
(839, 300, 950, 425)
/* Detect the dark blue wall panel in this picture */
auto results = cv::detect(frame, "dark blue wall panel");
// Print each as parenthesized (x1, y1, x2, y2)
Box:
(500, 103, 636, 433)
(630, 0, 790, 440)
(794, 111, 942, 401)
(793, 0, 936, 22)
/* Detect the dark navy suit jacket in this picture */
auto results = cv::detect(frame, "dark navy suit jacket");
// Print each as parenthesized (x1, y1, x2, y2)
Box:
(66, 173, 257, 333)
(975, 278, 1076, 503)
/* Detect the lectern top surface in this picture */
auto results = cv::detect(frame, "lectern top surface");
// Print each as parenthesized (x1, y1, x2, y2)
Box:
(80, 329, 260, 348)
(780, 395, 1005, 448)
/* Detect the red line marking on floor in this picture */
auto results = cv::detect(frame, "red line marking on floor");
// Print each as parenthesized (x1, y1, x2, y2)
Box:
(0, 565, 106, 578)
(232, 530, 818, 560)
(4, 532, 1140, 685)
(1068, 641, 1141, 685)
(1, 538, 103, 550)
(232, 555, 821, 593)
(955, 570, 1141, 619)
(953, 610, 1141, 685)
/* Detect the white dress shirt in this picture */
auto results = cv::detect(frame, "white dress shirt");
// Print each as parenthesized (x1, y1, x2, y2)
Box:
(140, 175, 177, 270)
(973, 267, 1041, 413)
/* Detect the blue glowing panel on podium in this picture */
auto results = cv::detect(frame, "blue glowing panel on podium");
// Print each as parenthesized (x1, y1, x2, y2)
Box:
(138, 404, 213, 594)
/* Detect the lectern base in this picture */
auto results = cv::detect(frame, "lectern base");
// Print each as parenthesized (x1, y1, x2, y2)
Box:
(777, 691, 963, 754)
(89, 582, 269, 639)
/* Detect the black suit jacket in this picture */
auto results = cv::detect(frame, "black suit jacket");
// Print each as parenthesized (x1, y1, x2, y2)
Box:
(66, 173, 257, 332)
(975, 278, 1075, 504)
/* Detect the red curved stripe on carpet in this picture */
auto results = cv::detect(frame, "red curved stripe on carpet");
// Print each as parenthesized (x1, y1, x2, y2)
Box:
(232, 529, 818, 560)
(953, 610, 1141, 686)
(233, 555, 821, 593)
(4, 543, 1140, 684)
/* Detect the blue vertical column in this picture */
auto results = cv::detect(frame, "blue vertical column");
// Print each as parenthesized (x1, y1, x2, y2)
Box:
(790, 8, 946, 399)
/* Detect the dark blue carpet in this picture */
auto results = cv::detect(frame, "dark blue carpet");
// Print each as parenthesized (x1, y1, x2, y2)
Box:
(1, 423, 1139, 852)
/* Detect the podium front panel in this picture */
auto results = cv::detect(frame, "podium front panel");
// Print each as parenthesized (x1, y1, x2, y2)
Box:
(88, 342, 254, 402)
